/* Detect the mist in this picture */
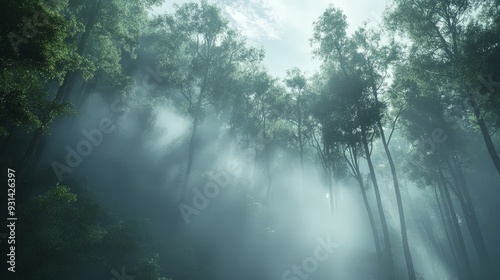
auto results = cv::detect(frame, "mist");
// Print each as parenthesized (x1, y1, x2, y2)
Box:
(1, 0, 500, 280)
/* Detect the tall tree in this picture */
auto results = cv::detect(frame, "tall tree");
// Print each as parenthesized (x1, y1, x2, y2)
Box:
(351, 26, 416, 280)
(285, 68, 308, 177)
(386, 0, 498, 271)
(385, 0, 500, 176)
(19, 0, 159, 169)
(394, 75, 493, 278)
(312, 70, 383, 259)
(0, 0, 81, 137)
(312, 7, 395, 279)
(150, 1, 265, 213)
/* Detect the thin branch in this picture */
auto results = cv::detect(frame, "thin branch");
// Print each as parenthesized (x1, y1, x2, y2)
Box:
(343, 148, 357, 179)
(376, 70, 389, 93)
(387, 104, 406, 146)
(180, 85, 192, 106)
(490, 126, 498, 137)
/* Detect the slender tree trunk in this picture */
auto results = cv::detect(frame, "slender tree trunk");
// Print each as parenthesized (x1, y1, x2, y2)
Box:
(473, 105, 500, 175)
(176, 62, 212, 227)
(327, 167, 334, 217)
(252, 150, 259, 180)
(376, 120, 416, 280)
(360, 127, 395, 280)
(260, 108, 274, 205)
(435, 185, 460, 275)
(298, 94, 304, 177)
(18, 7, 98, 170)
(17, 124, 44, 175)
(265, 154, 273, 204)
(178, 89, 205, 206)
(439, 180, 470, 280)
(355, 173, 383, 263)
(252, 150, 258, 186)
(179, 113, 199, 200)
(299, 136, 304, 176)
(437, 164, 474, 279)
(79, 79, 97, 109)
(448, 156, 495, 279)
(297, 90, 305, 205)
(323, 144, 335, 216)
(334, 178, 340, 213)
(345, 145, 382, 276)
(175, 106, 202, 229)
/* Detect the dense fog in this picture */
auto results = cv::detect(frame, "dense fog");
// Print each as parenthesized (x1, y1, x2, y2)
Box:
(1, 0, 500, 280)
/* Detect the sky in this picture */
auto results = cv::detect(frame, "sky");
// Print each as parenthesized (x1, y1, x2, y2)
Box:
(153, 0, 389, 78)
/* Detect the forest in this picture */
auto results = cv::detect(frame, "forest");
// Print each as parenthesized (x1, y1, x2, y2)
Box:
(1, 0, 500, 279)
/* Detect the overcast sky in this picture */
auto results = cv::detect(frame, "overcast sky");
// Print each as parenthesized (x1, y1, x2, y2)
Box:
(153, 0, 388, 78)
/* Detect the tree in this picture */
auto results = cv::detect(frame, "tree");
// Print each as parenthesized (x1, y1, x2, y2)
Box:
(285, 68, 307, 176)
(0, 0, 81, 137)
(392, 72, 492, 278)
(149, 1, 265, 215)
(386, 0, 498, 276)
(309, 77, 343, 216)
(16, 184, 162, 280)
(284, 67, 316, 198)
(385, 0, 500, 176)
(18, 0, 159, 170)
(351, 26, 417, 280)
(311, 69, 384, 276)
(246, 72, 287, 204)
(312, 7, 396, 279)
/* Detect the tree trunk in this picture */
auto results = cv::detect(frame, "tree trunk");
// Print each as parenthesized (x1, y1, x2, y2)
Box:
(17, 123, 45, 176)
(435, 185, 460, 275)
(18, 6, 98, 170)
(334, 178, 340, 213)
(437, 164, 473, 279)
(178, 88, 205, 206)
(376, 120, 416, 280)
(180, 114, 199, 197)
(355, 172, 383, 264)
(79, 79, 97, 109)
(448, 156, 495, 279)
(265, 154, 273, 204)
(473, 105, 500, 176)
(176, 62, 211, 227)
(360, 127, 395, 280)
(327, 167, 334, 217)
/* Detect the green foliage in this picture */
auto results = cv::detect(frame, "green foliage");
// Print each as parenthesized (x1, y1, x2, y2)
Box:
(3, 1, 499, 279)
(311, 5, 350, 67)
(0, 0, 83, 134)
(149, 0, 265, 123)
(16, 184, 162, 279)
(384, 0, 500, 179)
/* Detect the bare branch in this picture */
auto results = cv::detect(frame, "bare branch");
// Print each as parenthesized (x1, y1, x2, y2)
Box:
(387, 104, 406, 146)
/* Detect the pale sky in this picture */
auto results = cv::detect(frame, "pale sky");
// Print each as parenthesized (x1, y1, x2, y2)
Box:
(153, 0, 388, 78)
